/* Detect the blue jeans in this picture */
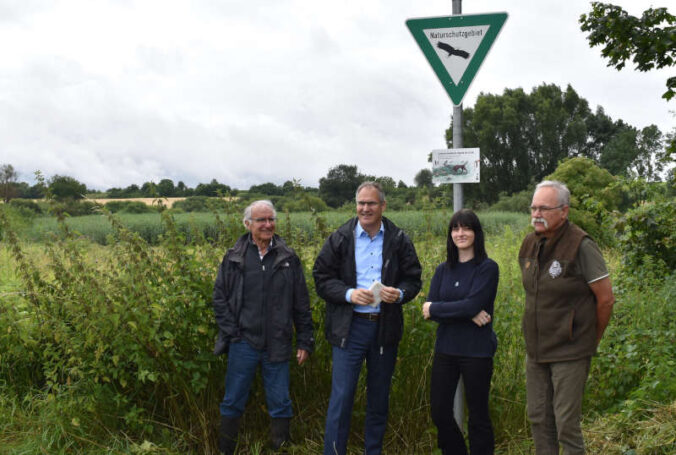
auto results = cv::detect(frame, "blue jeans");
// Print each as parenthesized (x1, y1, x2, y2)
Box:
(323, 316, 398, 455)
(219, 340, 292, 418)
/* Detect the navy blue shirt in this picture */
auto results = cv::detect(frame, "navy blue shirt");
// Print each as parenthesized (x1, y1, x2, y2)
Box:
(428, 258, 499, 357)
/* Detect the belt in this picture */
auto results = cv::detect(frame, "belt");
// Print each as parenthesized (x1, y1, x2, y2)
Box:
(353, 311, 380, 321)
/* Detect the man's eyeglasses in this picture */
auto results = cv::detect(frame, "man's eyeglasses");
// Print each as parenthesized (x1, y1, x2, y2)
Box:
(252, 217, 276, 223)
(530, 205, 563, 213)
(357, 201, 381, 207)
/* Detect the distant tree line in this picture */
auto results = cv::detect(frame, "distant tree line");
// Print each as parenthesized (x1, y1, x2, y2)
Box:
(443, 83, 673, 205)
(2, 82, 673, 212)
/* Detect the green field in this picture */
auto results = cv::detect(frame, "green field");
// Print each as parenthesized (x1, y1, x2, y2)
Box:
(20, 210, 529, 245)
(0, 209, 674, 454)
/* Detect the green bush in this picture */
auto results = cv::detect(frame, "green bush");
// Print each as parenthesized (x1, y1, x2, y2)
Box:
(614, 199, 675, 273)
(8, 199, 43, 215)
(172, 196, 230, 212)
(104, 200, 156, 214)
(0, 208, 674, 453)
(126, 201, 157, 214)
(50, 199, 98, 217)
(545, 157, 620, 210)
(545, 157, 618, 247)
(488, 189, 532, 213)
(277, 194, 329, 212)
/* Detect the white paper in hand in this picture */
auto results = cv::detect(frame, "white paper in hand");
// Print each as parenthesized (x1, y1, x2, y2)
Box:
(368, 281, 383, 307)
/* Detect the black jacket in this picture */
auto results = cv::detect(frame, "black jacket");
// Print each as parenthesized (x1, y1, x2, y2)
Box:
(213, 233, 314, 362)
(313, 217, 422, 348)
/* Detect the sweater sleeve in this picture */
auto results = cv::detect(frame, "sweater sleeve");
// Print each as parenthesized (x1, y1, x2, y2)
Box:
(429, 260, 499, 320)
(427, 263, 444, 302)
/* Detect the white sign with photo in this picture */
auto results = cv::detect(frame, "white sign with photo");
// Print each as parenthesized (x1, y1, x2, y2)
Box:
(432, 148, 480, 184)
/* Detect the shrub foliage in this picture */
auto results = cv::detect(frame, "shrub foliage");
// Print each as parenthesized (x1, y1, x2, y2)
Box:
(0, 205, 673, 454)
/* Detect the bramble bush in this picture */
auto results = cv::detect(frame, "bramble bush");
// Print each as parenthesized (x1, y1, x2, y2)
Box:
(614, 199, 675, 274)
(104, 200, 157, 214)
(1, 204, 674, 454)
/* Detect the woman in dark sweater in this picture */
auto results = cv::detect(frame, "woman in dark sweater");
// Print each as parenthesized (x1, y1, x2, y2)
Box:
(422, 209, 499, 455)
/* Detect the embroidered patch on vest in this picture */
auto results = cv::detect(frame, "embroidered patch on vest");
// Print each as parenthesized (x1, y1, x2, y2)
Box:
(549, 260, 562, 278)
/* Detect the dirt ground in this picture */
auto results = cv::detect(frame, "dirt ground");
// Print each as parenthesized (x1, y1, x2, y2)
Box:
(90, 197, 186, 208)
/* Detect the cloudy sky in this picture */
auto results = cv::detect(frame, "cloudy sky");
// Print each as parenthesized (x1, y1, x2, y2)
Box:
(1, 0, 673, 190)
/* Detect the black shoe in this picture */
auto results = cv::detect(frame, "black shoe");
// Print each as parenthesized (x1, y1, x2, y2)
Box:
(218, 416, 240, 455)
(270, 417, 291, 450)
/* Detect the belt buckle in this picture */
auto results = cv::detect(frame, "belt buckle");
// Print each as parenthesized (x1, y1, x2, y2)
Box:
(355, 311, 379, 321)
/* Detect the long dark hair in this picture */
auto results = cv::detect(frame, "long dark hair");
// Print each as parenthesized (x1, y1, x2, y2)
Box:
(446, 209, 487, 267)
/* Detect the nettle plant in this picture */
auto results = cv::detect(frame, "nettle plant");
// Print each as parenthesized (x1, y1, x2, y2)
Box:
(0, 206, 231, 441)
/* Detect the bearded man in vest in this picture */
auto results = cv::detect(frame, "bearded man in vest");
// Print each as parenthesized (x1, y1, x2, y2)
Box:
(519, 180, 615, 455)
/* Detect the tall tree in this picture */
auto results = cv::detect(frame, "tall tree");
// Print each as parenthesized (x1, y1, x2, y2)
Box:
(194, 179, 231, 197)
(580, 3, 676, 100)
(249, 182, 283, 196)
(375, 176, 396, 194)
(599, 123, 666, 180)
(413, 169, 433, 188)
(599, 124, 639, 177)
(0, 164, 18, 202)
(318, 164, 372, 208)
(447, 84, 598, 203)
(585, 106, 619, 161)
(157, 179, 176, 197)
(632, 125, 665, 180)
(49, 175, 86, 200)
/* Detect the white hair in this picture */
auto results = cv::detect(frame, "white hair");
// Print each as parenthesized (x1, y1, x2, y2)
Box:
(535, 180, 570, 206)
(242, 200, 276, 227)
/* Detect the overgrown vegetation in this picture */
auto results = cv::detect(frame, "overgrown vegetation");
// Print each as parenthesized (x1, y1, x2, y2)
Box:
(0, 193, 673, 453)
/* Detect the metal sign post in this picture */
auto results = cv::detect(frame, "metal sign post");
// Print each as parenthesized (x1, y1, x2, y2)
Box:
(407, 0, 508, 434)
(451, 0, 465, 433)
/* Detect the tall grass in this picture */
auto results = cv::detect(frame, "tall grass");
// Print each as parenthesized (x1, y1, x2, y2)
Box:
(21, 210, 529, 245)
(0, 207, 673, 454)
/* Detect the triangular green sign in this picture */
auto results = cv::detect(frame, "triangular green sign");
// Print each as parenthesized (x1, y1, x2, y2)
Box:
(406, 12, 508, 105)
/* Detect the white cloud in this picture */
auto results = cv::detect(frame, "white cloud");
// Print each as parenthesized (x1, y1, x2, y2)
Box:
(0, 0, 672, 190)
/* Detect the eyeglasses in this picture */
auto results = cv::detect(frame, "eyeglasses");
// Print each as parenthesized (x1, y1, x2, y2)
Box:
(252, 217, 276, 223)
(530, 205, 563, 213)
(357, 201, 381, 207)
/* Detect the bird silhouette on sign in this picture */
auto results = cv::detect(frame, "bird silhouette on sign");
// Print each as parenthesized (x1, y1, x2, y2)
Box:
(436, 41, 470, 59)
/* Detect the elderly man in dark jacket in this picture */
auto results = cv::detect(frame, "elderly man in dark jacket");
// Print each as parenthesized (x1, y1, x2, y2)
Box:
(313, 182, 422, 455)
(213, 200, 314, 455)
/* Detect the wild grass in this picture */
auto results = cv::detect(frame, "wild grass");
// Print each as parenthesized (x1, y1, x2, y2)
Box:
(20, 210, 528, 245)
(0, 207, 673, 454)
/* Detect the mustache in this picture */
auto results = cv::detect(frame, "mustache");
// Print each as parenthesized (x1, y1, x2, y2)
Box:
(531, 217, 549, 229)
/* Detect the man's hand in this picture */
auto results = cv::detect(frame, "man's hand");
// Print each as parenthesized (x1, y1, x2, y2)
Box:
(351, 289, 375, 306)
(296, 349, 309, 365)
(380, 286, 401, 304)
(422, 301, 432, 319)
(472, 310, 491, 327)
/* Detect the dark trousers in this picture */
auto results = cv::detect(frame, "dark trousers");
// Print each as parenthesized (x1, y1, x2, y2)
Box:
(323, 316, 398, 455)
(430, 353, 494, 455)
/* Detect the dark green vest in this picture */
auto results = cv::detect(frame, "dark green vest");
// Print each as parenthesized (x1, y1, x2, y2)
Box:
(519, 221, 597, 362)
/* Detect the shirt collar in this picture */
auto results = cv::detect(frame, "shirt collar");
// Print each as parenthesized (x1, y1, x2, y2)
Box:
(248, 233, 274, 248)
(355, 220, 384, 238)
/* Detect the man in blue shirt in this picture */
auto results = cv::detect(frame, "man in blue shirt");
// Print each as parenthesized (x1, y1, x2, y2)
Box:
(313, 182, 422, 455)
